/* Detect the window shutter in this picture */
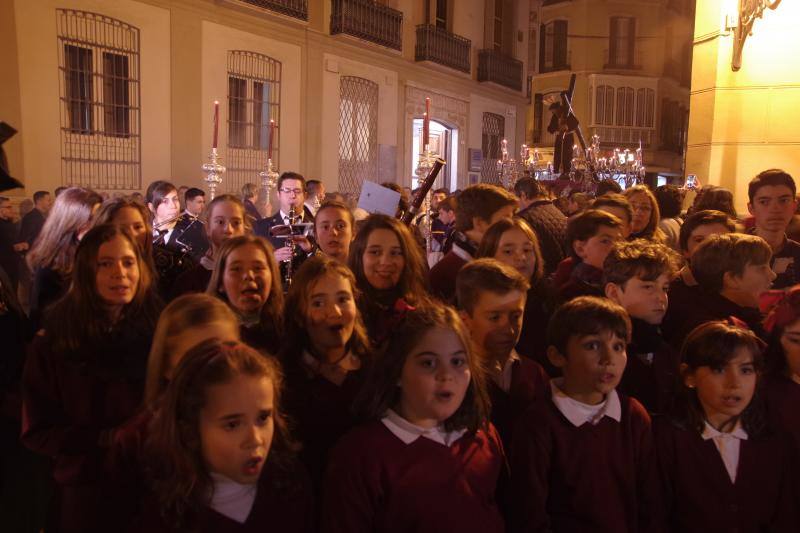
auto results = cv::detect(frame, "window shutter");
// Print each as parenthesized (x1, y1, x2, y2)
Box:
(539, 23, 546, 72)
(534, 93, 543, 143)
(554, 20, 567, 68)
(628, 18, 636, 67)
(609, 17, 619, 66)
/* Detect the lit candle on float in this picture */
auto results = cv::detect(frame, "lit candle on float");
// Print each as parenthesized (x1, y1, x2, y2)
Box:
(268, 119, 275, 160)
(212, 100, 219, 149)
(423, 112, 429, 148)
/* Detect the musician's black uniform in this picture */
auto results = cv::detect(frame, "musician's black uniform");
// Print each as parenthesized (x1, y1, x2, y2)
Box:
(253, 206, 314, 289)
(172, 212, 209, 261)
(152, 221, 197, 298)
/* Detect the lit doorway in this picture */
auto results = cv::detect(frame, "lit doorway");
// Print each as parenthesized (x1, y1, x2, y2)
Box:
(411, 118, 458, 191)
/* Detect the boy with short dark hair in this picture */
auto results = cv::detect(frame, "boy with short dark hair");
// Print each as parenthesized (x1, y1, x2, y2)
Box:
(664, 232, 776, 343)
(747, 168, 800, 289)
(604, 240, 681, 414)
(558, 209, 623, 302)
(510, 296, 661, 532)
(456, 258, 548, 447)
(429, 184, 517, 302)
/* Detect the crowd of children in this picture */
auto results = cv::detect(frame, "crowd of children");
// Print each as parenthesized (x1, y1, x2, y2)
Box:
(0, 168, 799, 532)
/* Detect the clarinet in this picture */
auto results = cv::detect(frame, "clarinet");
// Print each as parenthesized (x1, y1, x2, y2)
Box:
(401, 158, 446, 226)
(285, 205, 298, 287)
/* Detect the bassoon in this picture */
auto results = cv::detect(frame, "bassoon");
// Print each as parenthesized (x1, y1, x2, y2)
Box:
(401, 158, 446, 226)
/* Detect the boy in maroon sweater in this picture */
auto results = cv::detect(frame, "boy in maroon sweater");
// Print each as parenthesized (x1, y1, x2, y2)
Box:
(429, 184, 517, 303)
(456, 258, 549, 448)
(510, 296, 663, 532)
(557, 209, 624, 303)
(604, 239, 681, 415)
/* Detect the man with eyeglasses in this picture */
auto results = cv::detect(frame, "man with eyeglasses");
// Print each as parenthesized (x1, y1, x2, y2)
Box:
(254, 172, 315, 282)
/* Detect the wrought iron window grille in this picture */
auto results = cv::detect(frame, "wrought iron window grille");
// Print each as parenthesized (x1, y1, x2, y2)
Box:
(338, 76, 378, 202)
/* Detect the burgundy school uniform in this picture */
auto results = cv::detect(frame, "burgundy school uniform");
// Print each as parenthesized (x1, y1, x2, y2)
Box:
(556, 261, 604, 303)
(620, 319, 680, 415)
(763, 373, 800, 455)
(509, 389, 662, 533)
(517, 282, 560, 376)
(133, 458, 314, 533)
(240, 321, 281, 356)
(654, 416, 798, 532)
(281, 359, 365, 489)
(169, 263, 212, 299)
(21, 324, 152, 533)
(428, 249, 468, 303)
(321, 420, 506, 533)
(551, 256, 575, 289)
(660, 273, 699, 343)
(488, 356, 549, 448)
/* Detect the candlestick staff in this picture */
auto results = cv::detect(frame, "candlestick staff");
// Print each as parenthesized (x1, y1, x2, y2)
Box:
(203, 100, 226, 200)
(258, 119, 278, 212)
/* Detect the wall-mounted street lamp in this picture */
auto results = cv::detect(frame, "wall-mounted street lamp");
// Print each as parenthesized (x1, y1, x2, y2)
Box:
(726, 0, 782, 71)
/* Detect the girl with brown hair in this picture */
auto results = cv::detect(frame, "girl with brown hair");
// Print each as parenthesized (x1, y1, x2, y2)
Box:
(279, 255, 371, 488)
(207, 235, 283, 354)
(322, 304, 505, 533)
(624, 185, 666, 243)
(347, 213, 431, 345)
(140, 339, 312, 532)
(27, 186, 103, 326)
(22, 224, 160, 532)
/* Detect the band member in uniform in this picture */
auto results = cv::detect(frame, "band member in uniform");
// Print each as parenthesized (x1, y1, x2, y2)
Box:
(172, 187, 209, 261)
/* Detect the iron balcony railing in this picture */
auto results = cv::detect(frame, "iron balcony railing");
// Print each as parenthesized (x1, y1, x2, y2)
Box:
(238, 0, 308, 21)
(477, 49, 523, 92)
(415, 24, 471, 74)
(330, 0, 403, 51)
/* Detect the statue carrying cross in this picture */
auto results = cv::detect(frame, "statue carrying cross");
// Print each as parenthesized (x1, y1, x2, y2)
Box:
(546, 73, 589, 177)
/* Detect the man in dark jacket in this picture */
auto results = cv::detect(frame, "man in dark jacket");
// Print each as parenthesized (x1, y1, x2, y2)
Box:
(18, 191, 51, 247)
(514, 177, 568, 276)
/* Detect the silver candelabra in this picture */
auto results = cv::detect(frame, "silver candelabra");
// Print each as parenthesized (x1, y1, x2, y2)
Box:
(202, 147, 226, 200)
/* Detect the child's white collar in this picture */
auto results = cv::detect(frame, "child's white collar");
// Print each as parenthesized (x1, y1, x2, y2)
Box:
(550, 378, 622, 426)
(208, 472, 257, 524)
(381, 409, 467, 447)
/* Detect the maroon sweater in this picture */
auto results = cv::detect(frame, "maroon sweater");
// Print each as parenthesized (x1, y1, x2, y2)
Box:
(321, 420, 505, 533)
(763, 373, 800, 456)
(509, 393, 662, 533)
(133, 458, 314, 533)
(654, 416, 798, 532)
(22, 327, 151, 532)
(428, 250, 468, 303)
(488, 357, 549, 449)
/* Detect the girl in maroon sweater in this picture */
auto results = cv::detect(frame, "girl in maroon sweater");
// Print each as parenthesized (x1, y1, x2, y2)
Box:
(322, 304, 505, 533)
(22, 224, 161, 533)
(280, 256, 372, 489)
(171, 195, 247, 299)
(138, 339, 312, 532)
(761, 288, 800, 460)
(208, 235, 284, 355)
(655, 321, 798, 532)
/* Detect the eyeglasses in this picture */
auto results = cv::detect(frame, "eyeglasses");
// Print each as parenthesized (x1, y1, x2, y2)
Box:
(279, 188, 304, 195)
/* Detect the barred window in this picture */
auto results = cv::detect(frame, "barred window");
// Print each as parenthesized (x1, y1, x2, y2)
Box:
(338, 76, 378, 201)
(57, 10, 141, 190)
(609, 16, 635, 67)
(226, 51, 281, 193)
(481, 112, 504, 184)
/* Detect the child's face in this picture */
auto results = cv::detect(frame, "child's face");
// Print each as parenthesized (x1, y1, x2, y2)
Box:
(779, 319, 800, 382)
(683, 347, 757, 430)
(306, 273, 357, 357)
(200, 374, 274, 485)
(95, 235, 140, 311)
(207, 202, 245, 250)
(165, 322, 240, 380)
(494, 227, 537, 279)
(606, 274, 670, 325)
(397, 327, 471, 428)
(315, 208, 353, 261)
(222, 244, 272, 314)
(548, 330, 627, 405)
(574, 225, 621, 269)
(362, 228, 404, 290)
(684, 223, 733, 258)
(748, 184, 797, 233)
(112, 207, 149, 250)
(461, 289, 526, 362)
(724, 262, 776, 305)
(595, 206, 631, 238)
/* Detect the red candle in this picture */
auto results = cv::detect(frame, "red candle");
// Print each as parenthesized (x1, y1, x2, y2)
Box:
(423, 112, 429, 148)
(212, 100, 219, 149)
(268, 119, 275, 160)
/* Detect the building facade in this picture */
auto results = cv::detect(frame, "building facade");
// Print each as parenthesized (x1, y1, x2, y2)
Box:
(527, 0, 695, 184)
(1, 0, 532, 201)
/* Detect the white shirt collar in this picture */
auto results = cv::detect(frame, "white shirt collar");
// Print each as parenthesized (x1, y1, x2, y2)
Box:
(381, 409, 467, 447)
(702, 421, 748, 483)
(550, 378, 622, 427)
(200, 255, 215, 270)
(493, 350, 521, 393)
(208, 472, 257, 524)
(279, 209, 303, 222)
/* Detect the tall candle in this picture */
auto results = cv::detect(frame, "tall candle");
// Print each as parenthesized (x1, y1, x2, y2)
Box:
(423, 112, 429, 148)
(268, 119, 275, 160)
(212, 100, 219, 149)
(424, 97, 430, 148)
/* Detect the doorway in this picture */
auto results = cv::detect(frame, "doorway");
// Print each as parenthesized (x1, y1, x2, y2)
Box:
(411, 118, 458, 191)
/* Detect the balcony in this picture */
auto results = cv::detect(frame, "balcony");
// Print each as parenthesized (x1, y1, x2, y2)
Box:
(238, 0, 308, 21)
(477, 49, 523, 92)
(415, 24, 471, 74)
(330, 0, 403, 51)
